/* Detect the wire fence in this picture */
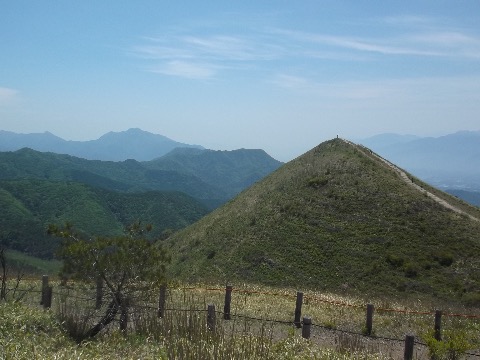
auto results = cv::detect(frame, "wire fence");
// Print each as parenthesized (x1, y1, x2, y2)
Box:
(3, 277, 480, 359)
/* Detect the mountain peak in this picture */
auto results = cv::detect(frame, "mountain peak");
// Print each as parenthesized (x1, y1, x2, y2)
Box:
(0, 129, 203, 161)
(167, 138, 480, 301)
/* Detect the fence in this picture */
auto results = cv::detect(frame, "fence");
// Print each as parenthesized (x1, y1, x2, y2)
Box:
(11, 276, 480, 359)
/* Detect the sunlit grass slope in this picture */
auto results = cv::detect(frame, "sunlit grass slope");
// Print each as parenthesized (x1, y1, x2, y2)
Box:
(166, 138, 480, 303)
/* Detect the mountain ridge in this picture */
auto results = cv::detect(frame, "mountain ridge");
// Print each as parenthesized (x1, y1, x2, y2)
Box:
(0, 146, 282, 208)
(166, 138, 480, 302)
(0, 128, 204, 161)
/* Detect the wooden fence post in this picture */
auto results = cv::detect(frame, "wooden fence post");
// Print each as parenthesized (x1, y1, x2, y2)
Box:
(294, 291, 304, 328)
(302, 316, 312, 339)
(40, 275, 48, 305)
(95, 276, 103, 310)
(158, 284, 167, 318)
(434, 310, 442, 341)
(404, 334, 415, 360)
(224, 285, 233, 320)
(366, 303, 374, 336)
(120, 297, 129, 332)
(207, 304, 216, 332)
(42, 285, 52, 309)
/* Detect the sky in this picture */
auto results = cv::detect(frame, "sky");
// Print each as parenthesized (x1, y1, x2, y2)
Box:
(1, 1, 480, 161)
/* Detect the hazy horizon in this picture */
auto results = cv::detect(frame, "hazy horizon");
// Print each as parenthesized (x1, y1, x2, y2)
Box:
(2, 1, 480, 161)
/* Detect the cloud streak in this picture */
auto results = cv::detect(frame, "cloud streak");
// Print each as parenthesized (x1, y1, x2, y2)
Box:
(0, 87, 18, 106)
(149, 60, 218, 79)
(131, 15, 480, 80)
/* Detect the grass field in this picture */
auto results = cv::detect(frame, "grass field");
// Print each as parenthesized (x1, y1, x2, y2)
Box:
(1, 280, 479, 359)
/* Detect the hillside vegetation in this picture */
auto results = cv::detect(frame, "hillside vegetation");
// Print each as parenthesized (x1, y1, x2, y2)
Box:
(0, 179, 208, 258)
(0, 146, 281, 207)
(166, 138, 480, 303)
(147, 147, 282, 198)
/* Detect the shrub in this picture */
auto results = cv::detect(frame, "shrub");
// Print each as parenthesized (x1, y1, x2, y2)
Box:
(403, 262, 419, 278)
(434, 252, 454, 267)
(423, 329, 472, 360)
(385, 253, 404, 268)
(307, 176, 328, 188)
(462, 292, 480, 307)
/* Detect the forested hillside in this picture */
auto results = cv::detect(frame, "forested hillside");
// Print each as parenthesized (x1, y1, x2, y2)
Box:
(0, 179, 208, 258)
(0, 147, 282, 208)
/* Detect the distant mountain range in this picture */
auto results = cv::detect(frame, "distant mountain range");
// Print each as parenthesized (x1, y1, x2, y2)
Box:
(359, 131, 480, 205)
(0, 128, 204, 161)
(0, 137, 282, 257)
(0, 146, 282, 209)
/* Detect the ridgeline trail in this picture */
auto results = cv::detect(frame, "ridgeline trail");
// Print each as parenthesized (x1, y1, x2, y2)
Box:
(341, 138, 480, 222)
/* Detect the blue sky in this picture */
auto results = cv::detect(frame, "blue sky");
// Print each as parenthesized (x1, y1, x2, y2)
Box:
(1, 1, 480, 161)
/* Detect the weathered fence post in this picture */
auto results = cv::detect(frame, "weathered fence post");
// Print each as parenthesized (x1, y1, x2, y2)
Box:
(40, 275, 48, 305)
(95, 276, 103, 310)
(157, 284, 167, 318)
(404, 334, 415, 360)
(42, 285, 52, 309)
(207, 304, 216, 332)
(365, 303, 374, 335)
(224, 285, 233, 320)
(302, 316, 312, 339)
(120, 297, 129, 332)
(434, 310, 442, 341)
(294, 291, 304, 328)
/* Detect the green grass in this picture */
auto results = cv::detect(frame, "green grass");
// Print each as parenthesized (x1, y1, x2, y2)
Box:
(166, 139, 480, 304)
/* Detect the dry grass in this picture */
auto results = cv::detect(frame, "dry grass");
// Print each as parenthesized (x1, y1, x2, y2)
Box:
(1, 280, 479, 359)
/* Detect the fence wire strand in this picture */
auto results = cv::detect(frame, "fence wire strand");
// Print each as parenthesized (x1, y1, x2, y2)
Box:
(6, 280, 480, 358)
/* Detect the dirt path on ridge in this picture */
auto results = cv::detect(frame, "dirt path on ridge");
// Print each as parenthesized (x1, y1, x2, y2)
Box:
(340, 138, 479, 222)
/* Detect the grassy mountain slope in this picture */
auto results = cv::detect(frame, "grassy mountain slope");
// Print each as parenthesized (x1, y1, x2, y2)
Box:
(0, 179, 208, 258)
(166, 139, 480, 302)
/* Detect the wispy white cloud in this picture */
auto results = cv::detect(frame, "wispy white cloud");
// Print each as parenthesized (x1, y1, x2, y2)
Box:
(131, 15, 480, 80)
(408, 31, 480, 58)
(132, 32, 281, 79)
(0, 87, 18, 106)
(381, 15, 437, 28)
(149, 60, 218, 79)
(271, 28, 475, 57)
(271, 73, 480, 103)
(271, 74, 311, 90)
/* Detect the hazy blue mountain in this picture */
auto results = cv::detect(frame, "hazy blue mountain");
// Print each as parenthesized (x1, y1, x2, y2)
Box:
(356, 133, 420, 149)
(359, 131, 480, 195)
(0, 130, 67, 152)
(0, 128, 203, 161)
(446, 189, 480, 207)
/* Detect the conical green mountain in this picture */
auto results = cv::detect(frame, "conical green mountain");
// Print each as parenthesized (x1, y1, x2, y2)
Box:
(166, 138, 480, 302)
